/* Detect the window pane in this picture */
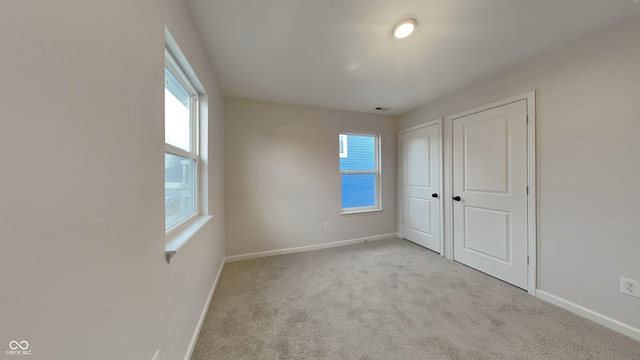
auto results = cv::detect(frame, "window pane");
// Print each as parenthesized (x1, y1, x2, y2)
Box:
(165, 67, 191, 152)
(165, 152, 196, 230)
(339, 134, 375, 171)
(341, 174, 376, 208)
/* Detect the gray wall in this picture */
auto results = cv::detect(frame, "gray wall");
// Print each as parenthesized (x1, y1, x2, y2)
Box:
(0, 1, 225, 359)
(398, 17, 640, 331)
(225, 97, 397, 256)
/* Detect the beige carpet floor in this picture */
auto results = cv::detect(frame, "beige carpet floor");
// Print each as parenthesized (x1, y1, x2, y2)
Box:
(191, 238, 640, 359)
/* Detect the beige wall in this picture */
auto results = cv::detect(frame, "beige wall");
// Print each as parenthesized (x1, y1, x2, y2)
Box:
(0, 1, 225, 359)
(399, 17, 640, 331)
(225, 97, 397, 256)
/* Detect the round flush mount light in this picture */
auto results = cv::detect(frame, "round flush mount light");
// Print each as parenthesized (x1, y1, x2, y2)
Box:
(392, 18, 417, 39)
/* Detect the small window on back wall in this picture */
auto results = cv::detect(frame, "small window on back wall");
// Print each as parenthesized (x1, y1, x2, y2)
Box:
(339, 132, 381, 213)
(165, 51, 199, 232)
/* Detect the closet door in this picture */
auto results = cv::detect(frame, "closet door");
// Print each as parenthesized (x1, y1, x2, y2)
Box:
(401, 123, 441, 253)
(452, 100, 528, 289)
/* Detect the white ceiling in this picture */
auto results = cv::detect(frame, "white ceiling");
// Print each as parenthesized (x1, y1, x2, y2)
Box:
(186, 0, 640, 116)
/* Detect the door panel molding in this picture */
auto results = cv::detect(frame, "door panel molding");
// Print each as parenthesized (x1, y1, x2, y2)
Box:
(445, 91, 536, 295)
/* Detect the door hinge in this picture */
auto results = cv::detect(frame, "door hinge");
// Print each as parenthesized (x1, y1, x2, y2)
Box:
(526, 115, 529, 124)
(526, 186, 529, 195)
(527, 256, 530, 265)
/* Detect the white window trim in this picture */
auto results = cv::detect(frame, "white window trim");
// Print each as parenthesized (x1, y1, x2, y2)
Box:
(165, 215, 212, 262)
(164, 35, 211, 263)
(339, 131, 382, 215)
(339, 134, 348, 158)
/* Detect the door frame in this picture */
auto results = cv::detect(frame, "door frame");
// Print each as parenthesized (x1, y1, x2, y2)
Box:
(445, 91, 537, 295)
(398, 118, 444, 255)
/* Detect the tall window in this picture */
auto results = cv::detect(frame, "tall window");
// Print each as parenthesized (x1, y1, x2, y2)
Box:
(165, 51, 199, 232)
(339, 132, 381, 212)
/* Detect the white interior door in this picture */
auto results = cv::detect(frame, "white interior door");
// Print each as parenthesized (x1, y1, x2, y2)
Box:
(402, 123, 441, 252)
(452, 100, 528, 289)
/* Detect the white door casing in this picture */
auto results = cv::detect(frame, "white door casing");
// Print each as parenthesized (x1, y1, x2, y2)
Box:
(452, 99, 529, 290)
(401, 122, 442, 253)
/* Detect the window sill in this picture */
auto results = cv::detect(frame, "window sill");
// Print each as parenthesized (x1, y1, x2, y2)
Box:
(340, 209, 383, 216)
(165, 215, 213, 263)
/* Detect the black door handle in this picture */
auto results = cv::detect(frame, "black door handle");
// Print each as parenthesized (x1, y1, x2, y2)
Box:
(453, 196, 461, 201)
(432, 193, 438, 198)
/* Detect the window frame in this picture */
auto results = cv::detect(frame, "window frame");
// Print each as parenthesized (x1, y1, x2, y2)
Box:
(339, 131, 382, 214)
(164, 48, 201, 235)
(339, 134, 348, 158)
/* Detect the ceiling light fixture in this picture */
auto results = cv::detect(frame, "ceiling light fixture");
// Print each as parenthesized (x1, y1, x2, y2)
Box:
(392, 18, 417, 39)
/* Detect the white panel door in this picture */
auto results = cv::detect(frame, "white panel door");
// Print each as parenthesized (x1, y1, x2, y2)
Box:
(452, 100, 528, 289)
(402, 124, 441, 252)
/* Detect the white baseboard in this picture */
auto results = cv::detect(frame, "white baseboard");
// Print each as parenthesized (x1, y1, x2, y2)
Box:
(536, 290, 640, 342)
(225, 233, 397, 263)
(184, 259, 226, 360)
